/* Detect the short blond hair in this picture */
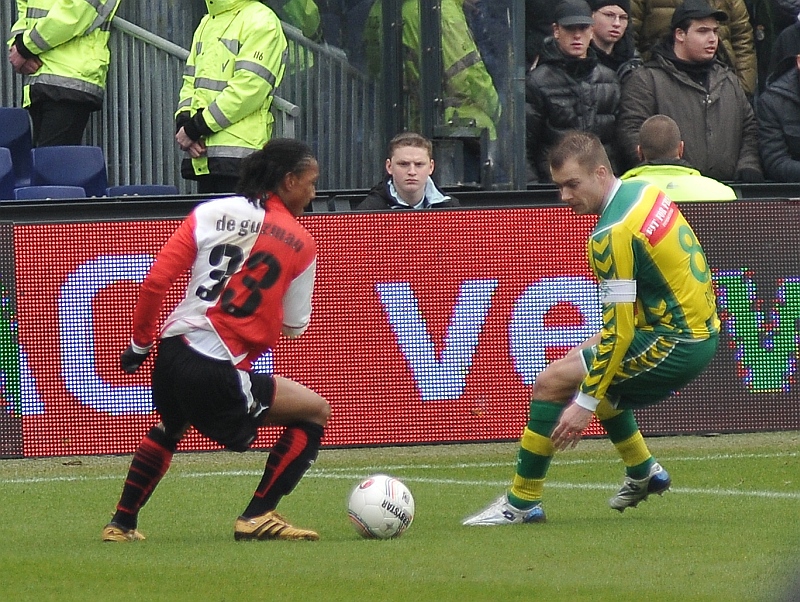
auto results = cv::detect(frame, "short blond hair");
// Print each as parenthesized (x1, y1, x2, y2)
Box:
(387, 131, 433, 159)
(548, 130, 611, 172)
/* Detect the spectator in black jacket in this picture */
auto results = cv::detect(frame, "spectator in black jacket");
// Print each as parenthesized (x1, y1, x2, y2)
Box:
(767, 14, 800, 82)
(357, 132, 460, 211)
(746, 0, 798, 95)
(526, 0, 622, 182)
(757, 27, 800, 181)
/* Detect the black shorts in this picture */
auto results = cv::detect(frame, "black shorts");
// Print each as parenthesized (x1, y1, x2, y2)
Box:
(151, 336, 276, 452)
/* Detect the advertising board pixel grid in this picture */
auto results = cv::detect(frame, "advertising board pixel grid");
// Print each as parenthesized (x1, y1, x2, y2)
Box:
(8, 202, 800, 457)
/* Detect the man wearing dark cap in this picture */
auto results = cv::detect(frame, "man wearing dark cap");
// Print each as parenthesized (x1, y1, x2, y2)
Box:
(525, 0, 621, 182)
(629, 0, 757, 96)
(630, 0, 756, 95)
(589, 0, 641, 79)
(671, 0, 728, 29)
(617, 0, 762, 182)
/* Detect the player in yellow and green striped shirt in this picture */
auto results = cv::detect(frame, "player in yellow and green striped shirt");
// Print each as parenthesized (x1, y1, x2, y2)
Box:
(464, 131, 719, 525)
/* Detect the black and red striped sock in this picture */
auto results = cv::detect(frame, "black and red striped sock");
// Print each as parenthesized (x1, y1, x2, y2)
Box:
(110, 426, 178, 530)
(241, 421, 324, 518)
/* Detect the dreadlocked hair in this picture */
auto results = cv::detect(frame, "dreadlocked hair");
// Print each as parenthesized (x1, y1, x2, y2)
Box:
(236, 138, 316, 206)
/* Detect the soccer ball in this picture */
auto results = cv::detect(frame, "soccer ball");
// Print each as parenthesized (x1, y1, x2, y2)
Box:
(347, 474, 415, 539)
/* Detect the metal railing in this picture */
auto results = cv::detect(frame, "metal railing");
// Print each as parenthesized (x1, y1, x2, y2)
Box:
(1, 8, 383, 193)
(1, 4, 23, 112)
(90, 18, 195, 193)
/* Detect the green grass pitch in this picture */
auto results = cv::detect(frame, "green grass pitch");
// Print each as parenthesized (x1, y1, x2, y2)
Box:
(1, 431, 799, 602)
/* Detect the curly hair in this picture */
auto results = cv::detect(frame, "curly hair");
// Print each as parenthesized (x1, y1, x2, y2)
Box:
(235, 138, 316, 205)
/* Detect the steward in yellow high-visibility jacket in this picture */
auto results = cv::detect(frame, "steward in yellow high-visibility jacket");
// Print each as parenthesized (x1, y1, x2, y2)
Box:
(175, 0, 288, 193)
(265, 0, 322, 76)
(9, 0, 121, 146)
(620, 162, 738, 201)
(266, 0, 324, 43)
(365, 0, 501, 140)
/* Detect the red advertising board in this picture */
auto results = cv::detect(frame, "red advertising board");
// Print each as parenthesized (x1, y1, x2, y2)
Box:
(13, 208, 602, 456)
(9, 202, 800, 457)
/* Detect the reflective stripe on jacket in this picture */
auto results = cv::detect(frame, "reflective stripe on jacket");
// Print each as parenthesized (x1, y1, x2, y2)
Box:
(11, 0, 120, 105)
(177, 0, 288, 177)
(365, 0, 500, 139)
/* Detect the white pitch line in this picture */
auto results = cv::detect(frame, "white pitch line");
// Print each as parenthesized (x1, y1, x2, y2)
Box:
(309, 450, 800, 472)
(0, 449, 795, 485)
(1, 468, 799, 501)
(306, 472, 800, 500)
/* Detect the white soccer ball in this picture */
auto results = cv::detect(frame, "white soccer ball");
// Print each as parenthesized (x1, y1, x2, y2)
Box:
(347, 474, 415, 539)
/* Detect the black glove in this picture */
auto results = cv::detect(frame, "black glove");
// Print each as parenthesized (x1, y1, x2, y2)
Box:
(175, 111, 191, 134)
(13, 34, 36, 60)
(183, 109, 212, 141)
(735, 167, 764, 183)
(120, 345, 150, 374)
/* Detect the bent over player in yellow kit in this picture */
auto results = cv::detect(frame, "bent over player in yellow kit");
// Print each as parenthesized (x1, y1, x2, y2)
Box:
(464, 131, 719, 525)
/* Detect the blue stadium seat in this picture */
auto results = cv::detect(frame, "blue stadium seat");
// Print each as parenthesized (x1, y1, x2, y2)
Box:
(0, 107, 33, 188)
(13, 185, 87, 200)
(30, 145, 108, 197)
(106, 184, 179, 197)
(0, 148, 15, 200)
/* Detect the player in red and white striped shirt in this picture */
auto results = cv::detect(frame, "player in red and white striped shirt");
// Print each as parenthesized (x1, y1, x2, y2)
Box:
(103, 139, 330, 543)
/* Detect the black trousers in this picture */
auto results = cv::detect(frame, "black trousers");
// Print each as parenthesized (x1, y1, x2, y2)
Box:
(28, 100, 94, 147)
(196, 174, 240, 194)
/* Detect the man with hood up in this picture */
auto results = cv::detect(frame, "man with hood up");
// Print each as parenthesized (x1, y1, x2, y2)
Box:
(175, 0, 288, 194)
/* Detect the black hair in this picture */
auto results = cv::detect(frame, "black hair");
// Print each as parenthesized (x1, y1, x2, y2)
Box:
(672, 18, 692, 34)
(235, 138, 316, 205)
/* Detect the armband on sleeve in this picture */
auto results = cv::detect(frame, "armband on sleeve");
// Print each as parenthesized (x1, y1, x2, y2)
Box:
(599, 279, 636, 303)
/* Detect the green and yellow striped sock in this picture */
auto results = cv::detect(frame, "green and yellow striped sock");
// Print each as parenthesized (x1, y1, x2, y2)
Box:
(508, 399, 561, 509)
(596, 401, 654, 480)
